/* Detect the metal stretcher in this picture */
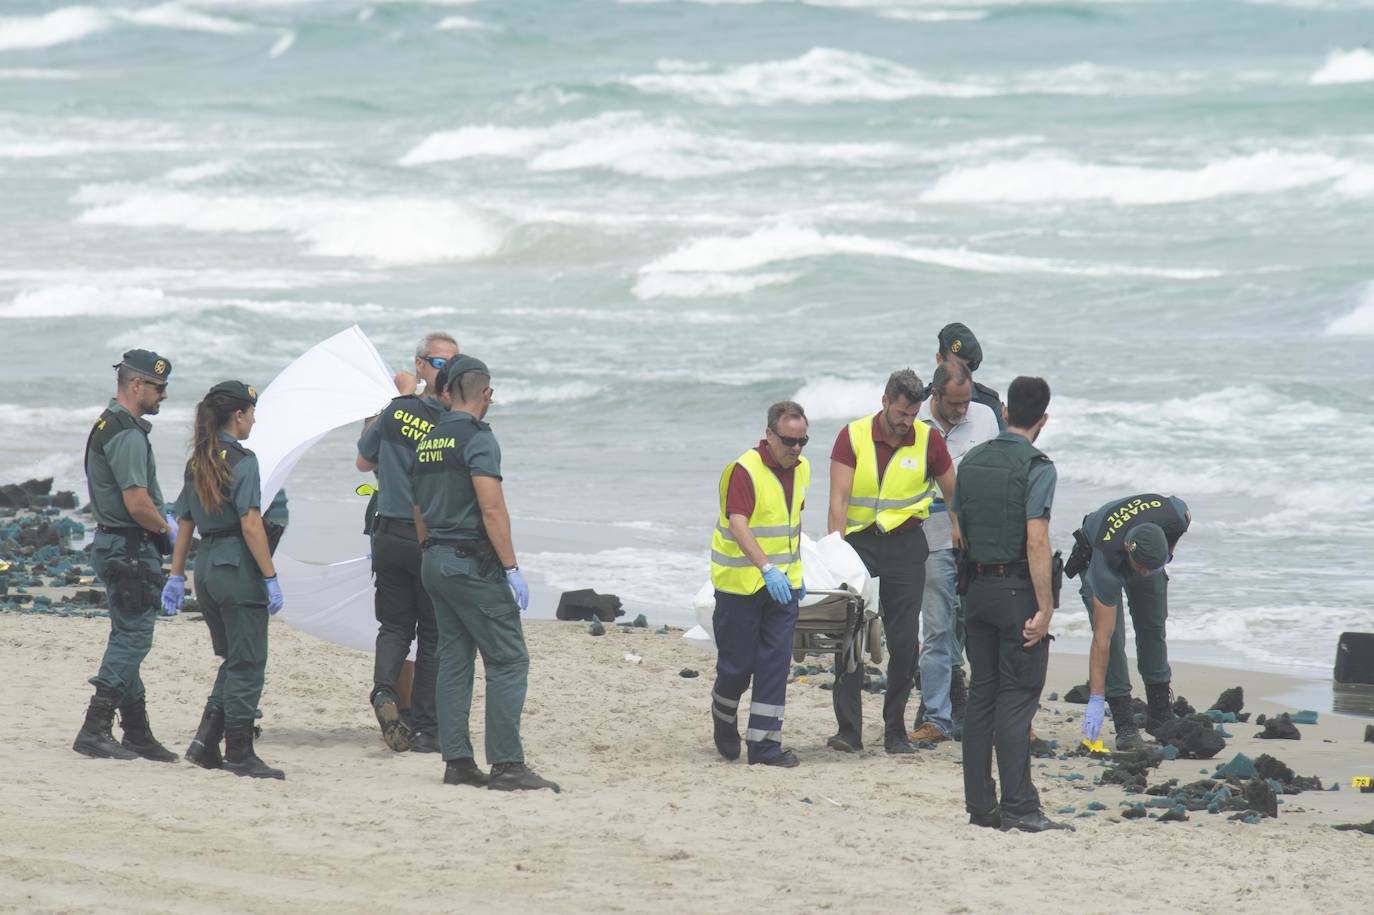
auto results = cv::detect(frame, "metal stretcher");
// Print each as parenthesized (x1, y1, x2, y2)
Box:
(791, 585, 883, 675)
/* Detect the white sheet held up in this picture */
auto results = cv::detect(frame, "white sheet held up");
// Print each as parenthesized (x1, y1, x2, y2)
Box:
(241, 325, 399, 653)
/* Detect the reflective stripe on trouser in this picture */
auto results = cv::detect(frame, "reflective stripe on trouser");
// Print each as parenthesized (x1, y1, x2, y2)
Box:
(421, 546, 530, 765)
(194, 537, 270, 724)
(1079, 572, 1170, 699)
(711, 587, 799, 763)
(89, 532, 162, 703)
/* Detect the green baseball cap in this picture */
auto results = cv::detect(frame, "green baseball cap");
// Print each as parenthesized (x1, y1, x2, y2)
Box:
(938, 323, 983, 372)
(442, 355, 491, 392)
(114, 349, 172, 381)
(207, 380, 258, 406)
(1125, 522, 1169, 571)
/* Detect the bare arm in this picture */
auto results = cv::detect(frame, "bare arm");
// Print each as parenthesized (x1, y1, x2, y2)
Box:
(935, 466, 961, 549)
(726, 512, 772, 569)
(168, 518, 196, 576)
(240, 508, 277, 578)
(413, 504, 427, 544)
(1087, 595, 1117, 695)
(121, 486, 166, 533)
(473, 476, 517, 568)
(1022, 517, 1054, 647)
(828, 460, 854, 536)
(356, 454, 378, 472)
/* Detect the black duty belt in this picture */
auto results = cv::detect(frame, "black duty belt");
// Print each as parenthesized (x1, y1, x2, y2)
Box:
(423, 536, 499, 576)
(374, 516, 419, 539)
(200, 529, 245, 541)
(974, 560, 1030, 578)
(96, 524, 149, 538)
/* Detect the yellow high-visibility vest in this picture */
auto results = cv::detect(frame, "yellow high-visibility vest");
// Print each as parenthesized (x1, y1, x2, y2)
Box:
(845, 413, 934, 535)
(709, 448, 809, 595)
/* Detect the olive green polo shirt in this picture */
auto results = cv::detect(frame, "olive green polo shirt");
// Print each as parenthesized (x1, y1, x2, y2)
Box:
(410, 410, 502, 540)
(357, 395, 444, 521)
(85, 398, 164, 527)
(172, 432, 262, 534)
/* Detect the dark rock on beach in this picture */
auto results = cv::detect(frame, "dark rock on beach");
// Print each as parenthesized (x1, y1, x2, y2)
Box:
(1210, 687, 1244, 714)
(1154, 714, 1226, 759)
(1063, 684, 1091, 704)
(1256, 713, 1301, 740)
(556, 588, 625, 622)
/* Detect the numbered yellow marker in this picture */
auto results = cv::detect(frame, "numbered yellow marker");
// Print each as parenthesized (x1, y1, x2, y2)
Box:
(1081, 738, 1109, 754)
(1353, 776, 1372, 789)
(0, 560, 11, 573)
(355, 483, 377, 497)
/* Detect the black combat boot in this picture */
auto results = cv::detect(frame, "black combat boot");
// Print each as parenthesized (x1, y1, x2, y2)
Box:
(712, 710, 741, 761)
(222, 723, 285, 780)
(950, 666, 968, 740)
(73, 688, 139, 760)
(185, 703, 225, 769)
(488, 762, 560, 793)
(118, 699, 179, 762)
(443, 757, 490, 787)
(1107, 695, 1146, 751)
(1144, 682, 1176, 737)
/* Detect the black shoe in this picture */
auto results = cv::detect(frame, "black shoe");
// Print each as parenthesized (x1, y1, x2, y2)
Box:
(185, 703, 225, 769)
(409, 730, 441, 754)
(884, 734, 916, 755)
(118, 699, 179, 763)
(713, 712, 741, 761)
(999, 811, 1075, 833)
(488, 762, 560, 793)
(443, 757, 490, 787)
(73, 689, 139, 760)
(826, 734, 863, 753)
(969, 810, 1002, 829)
(222, 723, 285, 780)
(750, 749, 800, 768)
(1144, 682, 1176, 737)
(371, 690, 412, 752)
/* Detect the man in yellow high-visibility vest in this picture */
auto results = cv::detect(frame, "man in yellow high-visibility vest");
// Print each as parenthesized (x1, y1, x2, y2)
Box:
(826, 370, 958, 755)
(708, 401, 810, 768)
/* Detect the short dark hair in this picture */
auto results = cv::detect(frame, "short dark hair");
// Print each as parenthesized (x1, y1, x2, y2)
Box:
(767, 400, 807, 430)
(456, 371, 490, 404)
(1006, 376, 1050, 428)
(884, 369, 924, 405)
(931, 361, 971, 397)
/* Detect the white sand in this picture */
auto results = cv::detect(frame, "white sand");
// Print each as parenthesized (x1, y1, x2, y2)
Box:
(2, 614, 1371, 914)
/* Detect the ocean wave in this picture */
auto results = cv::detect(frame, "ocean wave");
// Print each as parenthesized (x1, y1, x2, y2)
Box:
(0, 402, 194, 429)
(400, 111, 908, 179)
(0, 7, 111, 51)
(434, 15, 498, 30)
(497, 381, 605, 406)
(268, 30, 295, 56)
(522, 546, 706, 614)
(0, 68, 84, 80)
(791, 376, 884, 420)
(119, 3, 254, 35)
(0, 284, 387, 320)
(921, 151, 1366, 205)
(639, 223, 1220, 284)
(1324, 282, 1374, 336)
(632, 270, 799, 300)
(1309, 48, 1374, 85)
(73, 189, 505, 265)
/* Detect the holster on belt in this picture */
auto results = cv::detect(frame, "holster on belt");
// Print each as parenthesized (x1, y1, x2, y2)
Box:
(1051, 550, 1064, 609)
(1064, 527, 1092, 579)
(265, 521, 286, 556)
(102, 528, 165, 611)
(955, 547, 974, 597)
(427, 537, 500, 578)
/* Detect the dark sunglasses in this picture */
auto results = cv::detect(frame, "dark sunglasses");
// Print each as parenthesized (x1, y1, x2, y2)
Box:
(139, 378, 167, 394)
(422, 355, 449, 370)
(771, 431, 809, 448)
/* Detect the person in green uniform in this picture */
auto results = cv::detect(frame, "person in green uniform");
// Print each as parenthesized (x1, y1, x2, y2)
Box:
(74, 349, 179, 762)
(264, 488, 289, 555)
(956, 375, 1071, 833)
(411, 356, 558, 792)
(161, 381, 286, 780)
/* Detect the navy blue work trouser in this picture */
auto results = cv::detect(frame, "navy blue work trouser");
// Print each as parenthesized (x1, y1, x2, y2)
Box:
(711, 587, 799, 763)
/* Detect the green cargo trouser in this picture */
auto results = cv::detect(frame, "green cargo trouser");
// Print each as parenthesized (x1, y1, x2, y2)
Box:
(194, 537, 270, 724)
(1079, 571, 1170, 699)
(420, 546, 529, 765)
(90, 530, 163, 703)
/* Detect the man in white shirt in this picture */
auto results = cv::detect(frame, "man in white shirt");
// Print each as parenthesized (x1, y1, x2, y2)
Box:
(910, 360, 999, 742)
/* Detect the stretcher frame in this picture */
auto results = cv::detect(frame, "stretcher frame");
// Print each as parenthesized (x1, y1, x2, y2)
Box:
(791, 585, 883, 674)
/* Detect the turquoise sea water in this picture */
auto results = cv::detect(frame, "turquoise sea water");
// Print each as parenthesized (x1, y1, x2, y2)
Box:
(2, 0, 1372, 673)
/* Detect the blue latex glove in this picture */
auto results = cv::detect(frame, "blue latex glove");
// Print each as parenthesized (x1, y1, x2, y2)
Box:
(161, 575, 185, 616)
(799, 580, 807, 602)
(761, 565, 792, 606)
(506, 568, 530, 611)
(165, 513, 179, 548)
(1082, 694, 1106, 743)
(264, 576, 284, 615)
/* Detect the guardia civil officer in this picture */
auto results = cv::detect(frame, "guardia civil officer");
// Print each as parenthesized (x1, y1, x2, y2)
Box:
(935, 322, 1005, 432)
(412, 356, 558, 792)
(1072, 494, 1191, 750)
(956, 376, 1071, 833)
(162, 381, 286, 780)
(73, 349, 179, 762)
(356, 331, 459, 753)
(827, 369, 957, 755)
(708, 401, 810, 768)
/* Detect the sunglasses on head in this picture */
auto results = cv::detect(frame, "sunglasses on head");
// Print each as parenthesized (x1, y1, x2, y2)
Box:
(771, 430, 809, 448)
(422, 355, 449, 370)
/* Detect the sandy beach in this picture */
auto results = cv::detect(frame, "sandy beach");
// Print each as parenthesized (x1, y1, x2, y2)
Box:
(3, 612, 1371, 915)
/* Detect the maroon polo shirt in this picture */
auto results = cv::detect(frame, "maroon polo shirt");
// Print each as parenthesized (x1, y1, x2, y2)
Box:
(830, 415, 951, 533)
(724, 441, 800, 518)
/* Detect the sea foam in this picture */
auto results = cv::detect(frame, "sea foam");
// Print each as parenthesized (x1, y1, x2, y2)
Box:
(1325, 283, 1374, 336)
(1309, 48, 1374, 85)
(921, 151, 1365, 205)
(74, 190, 505, 265)
(0, 7, 112, 51)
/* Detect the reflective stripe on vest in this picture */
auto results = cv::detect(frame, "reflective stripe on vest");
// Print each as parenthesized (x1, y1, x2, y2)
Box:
(845, 413, 934, 535)
(709, 449, 809, 595)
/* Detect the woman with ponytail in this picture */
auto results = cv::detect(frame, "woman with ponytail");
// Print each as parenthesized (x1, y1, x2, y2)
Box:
(161, 381, 286, 780)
